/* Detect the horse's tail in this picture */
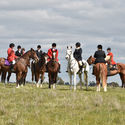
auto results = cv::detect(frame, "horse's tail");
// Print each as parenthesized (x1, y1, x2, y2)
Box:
(99, 64, 107, 88)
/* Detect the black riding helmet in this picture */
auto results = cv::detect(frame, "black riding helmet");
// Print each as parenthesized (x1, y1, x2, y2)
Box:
(9, 43, 15, 48)
(52, 43, 56, 47)
(17, 45, 21, 49)
(107, 47, 111, 51)
(97, 44, 102, 49)
(37, 45, 41, 49)
(76, 42, 81, 47)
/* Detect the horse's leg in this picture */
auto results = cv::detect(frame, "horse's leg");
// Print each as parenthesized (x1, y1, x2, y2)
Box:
(36, 72, 40, 88)
(84, 71, 88, 90)
(119, 73, 125, 88)
(7, 72, 11, 84)
(69, 73, 72, 90)
(96, 77, 100, 92)
(1, 71, 6, 83)
(73, 72, 77, 91)
(16, 72, 22, 88)
(40, 72, 45, 88)
(53, 73, 57, 89)
(103, 76, 107, 92)
(79, 73, 83, 90)
(3, 71, 7, 84)
(31, 66, 35, 85)
(48, 73, 52, 89)
(22, 72, 27, 86)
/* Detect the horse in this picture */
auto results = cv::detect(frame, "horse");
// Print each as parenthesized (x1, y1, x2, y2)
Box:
(31, 52, 48, 88)
(47, 50, 60, 89)
(65, 46, 89, 91)
(87, 56, 125, 88)
(0, 48, 39, 88)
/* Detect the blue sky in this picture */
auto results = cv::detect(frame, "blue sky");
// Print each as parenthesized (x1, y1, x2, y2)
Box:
(0, 0, 125, 85)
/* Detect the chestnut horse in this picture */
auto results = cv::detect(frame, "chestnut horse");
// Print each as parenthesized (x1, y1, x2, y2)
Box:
(31, 52, 48, 88)
(47, 50, 59, 89)
(0, 48, 39, 88)
(87, 56, 108, 92)
(87, 56, 125, 88)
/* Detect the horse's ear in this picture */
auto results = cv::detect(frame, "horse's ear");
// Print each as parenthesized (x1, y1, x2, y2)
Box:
(31, 48, 34, 51)
(71, 46, 72, 49)
(67, 46, 68, 49)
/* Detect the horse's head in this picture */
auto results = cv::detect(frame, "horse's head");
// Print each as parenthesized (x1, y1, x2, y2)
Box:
(42, 52, 49, 64)
(87, 56, 95, 65)
(65, 46, 72, 60)
(52, 50, 57, 60)
(30, 48, 39, 62)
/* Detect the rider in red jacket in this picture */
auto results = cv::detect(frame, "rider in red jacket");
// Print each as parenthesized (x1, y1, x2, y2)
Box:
(107, 48, 116, 65)
(47, 43, 59, 62)
(47, 43, 60, 73)
(7, 43, 18, 71)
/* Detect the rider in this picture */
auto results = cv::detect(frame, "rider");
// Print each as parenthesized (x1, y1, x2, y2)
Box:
(107, 47, 117, 69)
(21, 48, 25, 56)
(73, 42, 83, 73)
(7, 43, 18, 71)
(93, 45, 106, 75)
(15, 45, 22, 57)
(36, 45, 43, 59)
(47, 43, 61, 73)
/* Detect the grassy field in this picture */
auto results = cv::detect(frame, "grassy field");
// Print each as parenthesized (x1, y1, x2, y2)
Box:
(0, 83, 125, 125)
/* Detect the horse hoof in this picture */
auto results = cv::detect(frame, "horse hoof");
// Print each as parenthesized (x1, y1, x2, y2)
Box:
(36, 84, 39, 88)
(40, 85, 43, 88)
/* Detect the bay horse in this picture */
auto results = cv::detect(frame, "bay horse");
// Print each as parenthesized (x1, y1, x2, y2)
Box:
(31, 52, 48, 88)
(0, 48, 39, 88)
(87, 56, 125, 89)
(47, 50, 60, 89)
(65, 46, 89, 91)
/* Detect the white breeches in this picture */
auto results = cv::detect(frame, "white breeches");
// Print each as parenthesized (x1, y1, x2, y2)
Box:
(12, 60, 16, 64)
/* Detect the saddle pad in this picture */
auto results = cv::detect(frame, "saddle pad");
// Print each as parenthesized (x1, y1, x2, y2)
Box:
(5, 59, 11, 66)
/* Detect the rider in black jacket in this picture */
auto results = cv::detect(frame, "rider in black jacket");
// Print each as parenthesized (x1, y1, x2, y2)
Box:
(15, 45, 22, 57)
(94, 45, 106, 64)
(93, 45, 106, 75)
(73, 42, 83, 72)
(36, 45, 43, 59)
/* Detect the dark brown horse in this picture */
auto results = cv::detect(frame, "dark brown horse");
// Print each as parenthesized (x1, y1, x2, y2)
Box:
(0, 48, 39, 88)
(47, 50, 60, 89)
(87, 56, 125, 88)
(31, 52, 48, 88)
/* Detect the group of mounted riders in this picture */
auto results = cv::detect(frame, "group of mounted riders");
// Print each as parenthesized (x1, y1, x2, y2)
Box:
(0, 41, 124, 90)
(6, 42, 117, 75)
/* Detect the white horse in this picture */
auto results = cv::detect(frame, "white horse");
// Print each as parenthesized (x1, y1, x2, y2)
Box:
(65, 46, 89, 91)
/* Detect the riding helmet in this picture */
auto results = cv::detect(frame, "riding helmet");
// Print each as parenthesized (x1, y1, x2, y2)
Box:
(37, 45, 41, 49)
(76, 42, 81, 47)
(52, 43, 56, 47)
(107, 47, 111, 51)
(97, 44, 102, 49)
(17, 45, 21, 49)
(9, 43, 15, 48)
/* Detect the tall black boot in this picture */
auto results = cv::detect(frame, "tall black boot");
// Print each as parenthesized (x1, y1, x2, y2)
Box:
(10, 64, 14, 72)
(46, 64, 48, 72)
(58, 64, 61, 73)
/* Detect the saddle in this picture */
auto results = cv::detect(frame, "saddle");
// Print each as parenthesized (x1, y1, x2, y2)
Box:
(107, 64, 118, 76)
(5, 59, 11, 66)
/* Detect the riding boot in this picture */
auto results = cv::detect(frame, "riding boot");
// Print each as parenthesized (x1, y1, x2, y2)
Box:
(10, 64, 14, 72)
(92, 65, 96, 75)
(46, 64, 48, 73)
(79, 66, 83, 73)
(58, 64, 61, 73)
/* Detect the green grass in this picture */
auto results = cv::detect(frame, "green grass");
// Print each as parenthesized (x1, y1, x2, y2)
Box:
(0, 83, 125, 125)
